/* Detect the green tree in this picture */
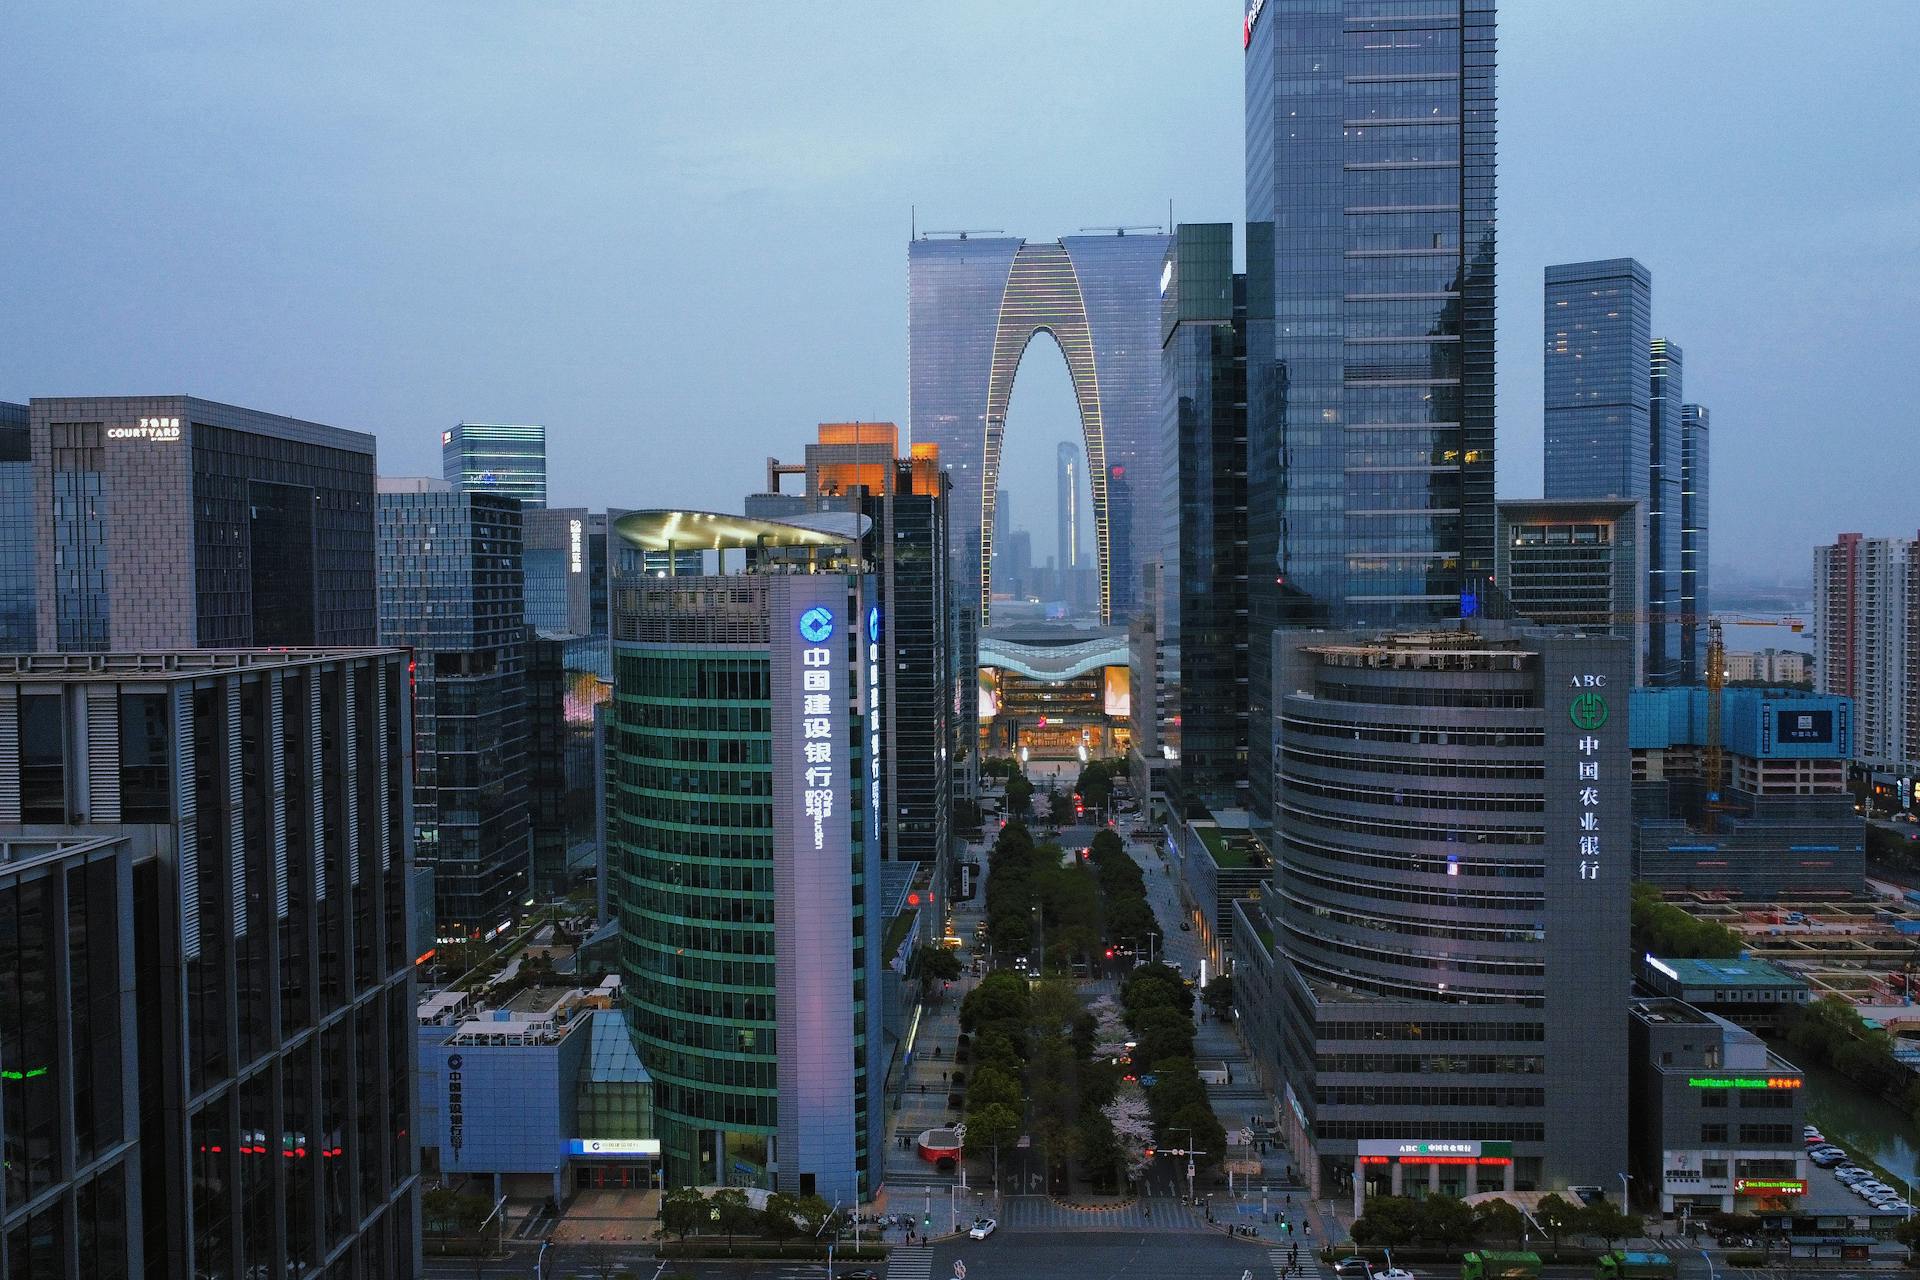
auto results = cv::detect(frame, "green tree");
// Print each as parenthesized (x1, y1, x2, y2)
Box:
(1412, 1194, 1477, 1246)
(965, 1064, 1023, 1114)
(1534, 1193, 1579, 1250)
(960, 972, 1032, 1034)
(1473, 1198, 1528, 1249)
(1167, 1100, 1226, 1167)
(760, 1192, 802, 1240)
(964, 1101, 1021, 1190)
(1576, 1201, 1641, 1250)
(660, 1188, 707, 1241)
(910, 944, 963, 997)
(710, 1188, 755, 1253)
(1350, 1195, 1419, 1247)
(1202, 974, 1234, 1021)
(1005, 771, 1034, 818)
(1132, 1006, 1197, 1073)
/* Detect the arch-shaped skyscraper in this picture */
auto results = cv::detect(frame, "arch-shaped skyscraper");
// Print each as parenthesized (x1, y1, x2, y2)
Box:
(909, 232, 1167, 624)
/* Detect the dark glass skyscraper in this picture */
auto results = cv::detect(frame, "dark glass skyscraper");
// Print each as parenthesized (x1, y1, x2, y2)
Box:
(1647, 338, 1685, 683)
(1158, 224, 1249, 811)
(908, 231, 1168, 624)
(0, 402, 31, 652)
(1244, 0, 1498, 821)
(1680, 402, 1710, 682)
(376, 480, 530, 937)
(442, 421, 547, 509)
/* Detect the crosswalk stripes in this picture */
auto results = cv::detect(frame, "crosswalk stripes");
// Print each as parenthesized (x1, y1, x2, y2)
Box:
(1267, 1244, 1317, 1278)
(888, 1243, 935, 1280)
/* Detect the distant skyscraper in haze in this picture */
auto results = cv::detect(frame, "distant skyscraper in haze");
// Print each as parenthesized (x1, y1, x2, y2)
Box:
(377, 477, 531, 935)
(29, 395, 377, 651)
(908, 230, 1168, 624)
(1243, 0, 1497, 821)
(1056, 441, 1083, 608)
(1647, 338, 1685, 682)
(1816, 531, 1918, 764)
(1680, 402, 1711, 682)
(442, 421, 547, 509)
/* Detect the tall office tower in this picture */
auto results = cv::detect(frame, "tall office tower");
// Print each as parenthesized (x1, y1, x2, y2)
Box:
(1002, 529, 1032, 600)
(607, 511, 883, 1202)
(523, 508, 611, 673)
(1232, 627, 1631, 1204)
(527, 630, 611, 897)
(1815, 532, 1918, 763)
(908, 230, 1169, 625)
(1055, 441, 1083, 610)
(377, 478, 531, 936)
(1244, 1, 1497, 822)
(27, 395, 377, 651)
(1156, 224, 1249, 811)
(0, 649, 419, 1280)
(751, 423, 955, 873)
(441, 421, 547, 509)
(0, 402, 31, 651)
(1495, 498, 1646, 684)
(1679, 403, 1711, 682)
(1646, 339, 1685, 682)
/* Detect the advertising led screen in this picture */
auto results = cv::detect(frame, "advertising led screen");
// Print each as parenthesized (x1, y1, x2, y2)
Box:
(1775, 709, 1833, 745)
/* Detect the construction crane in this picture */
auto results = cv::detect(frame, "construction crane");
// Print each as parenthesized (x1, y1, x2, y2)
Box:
(918, 228, 1006, 240)
(1077, 225, 1165, 236)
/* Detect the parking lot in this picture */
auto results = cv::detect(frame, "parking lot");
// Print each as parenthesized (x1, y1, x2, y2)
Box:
(1802, 1123, 1915, 1226)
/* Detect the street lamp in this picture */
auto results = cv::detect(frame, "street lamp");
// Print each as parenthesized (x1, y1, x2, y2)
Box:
(1171, 1127, 1197, 1206)
(1618, 1172, 1631, 1210)
(817, 1199, 843, 1280)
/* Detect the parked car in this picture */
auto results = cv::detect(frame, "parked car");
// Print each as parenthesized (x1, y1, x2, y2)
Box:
(968, 1218, 998, 1240)
(1835, 1166, 1869, 1182)
(1717, 1233, 1756, 1249)
(1331, 1260, 1374, 1279)
(1810, 1150, 1845, 1168)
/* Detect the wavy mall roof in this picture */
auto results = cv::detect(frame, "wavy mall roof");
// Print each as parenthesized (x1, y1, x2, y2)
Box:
(611, 508, 863, 552)
(979, 625, 1127, 682)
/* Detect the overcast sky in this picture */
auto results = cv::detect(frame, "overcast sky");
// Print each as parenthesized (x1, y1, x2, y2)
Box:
(4, 2, 1914, 591)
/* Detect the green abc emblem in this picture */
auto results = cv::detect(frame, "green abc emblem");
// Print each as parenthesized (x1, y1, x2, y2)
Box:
(1569, 692, 1609, 731)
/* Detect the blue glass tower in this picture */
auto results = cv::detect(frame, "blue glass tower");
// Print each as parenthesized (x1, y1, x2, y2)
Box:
(907, 231, 1169, 625)
(1244, 0, 1498, 821)
(1543, 259, 1651, 502)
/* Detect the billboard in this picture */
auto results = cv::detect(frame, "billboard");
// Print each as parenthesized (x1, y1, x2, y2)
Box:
(1103, 665, 1130, 719)
(1775, 709, 1833, 746)
(978, 668, 1001, 720)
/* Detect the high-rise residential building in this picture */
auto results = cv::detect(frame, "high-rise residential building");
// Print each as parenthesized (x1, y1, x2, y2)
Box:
(1724, 648, 1810, 685)
(0, 402, 32, 651)
(27, 395, 377, 652)
(750, 423, 955, 874)
(1495, 498, 1646, 684)
(377, 478, 531, 936)
(0, 649, 419, 1280)
(1231, 626, 1632, 1204)
(1679, 403, 1711, 682)
(607, 511, 883, 1202)
(441, 421, 547, 509)
(1815, 532, 1918, 764)
(908, 230, 1169, 624)
(1155, 223, 1248, 811)
(1243, 1, 1498, 822)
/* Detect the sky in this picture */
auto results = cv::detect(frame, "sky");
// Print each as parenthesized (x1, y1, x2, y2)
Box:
(3, 1, 1915, 592)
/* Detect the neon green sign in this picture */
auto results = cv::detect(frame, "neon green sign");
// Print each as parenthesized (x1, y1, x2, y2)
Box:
(1686, 1075, 1800, 1090)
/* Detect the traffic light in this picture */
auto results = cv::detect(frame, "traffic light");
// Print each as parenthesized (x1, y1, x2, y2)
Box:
(923, 1213, 932, 1228)
(1281, 1219, 1293, 1236)
(1105, 948, 1115, 959)
(1144, 1147, 1155, 1159)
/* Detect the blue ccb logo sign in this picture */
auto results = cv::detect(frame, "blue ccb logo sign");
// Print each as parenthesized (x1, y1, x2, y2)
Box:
(868, 606, 881, 643)
(799, 607, 835, 643)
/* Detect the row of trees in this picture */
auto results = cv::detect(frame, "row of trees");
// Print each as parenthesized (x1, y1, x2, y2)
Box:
(1119, 963, 1227, 1166)
(1630, 883, 1742, 959)
(1781, 994, 1920, 1121)
(980, 821, 1102, 970)
(1086, 829, 1157, 953)
(1351, 1193, 1638, 1252)
(659, 1186, 838, 1250)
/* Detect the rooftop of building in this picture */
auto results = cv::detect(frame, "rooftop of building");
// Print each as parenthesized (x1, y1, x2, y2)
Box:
(1497, 496, 1641, 520)
(29, 394, 376, 451)
(1629, 996, 1717, 1027)
(1305, 628, 1537, 670)
(612, 508, 860, 553)
(1194, 823, 1270, 870)
(1644, 955, 1809, 991)
(376, 475, 454, 494)
(0, 649, 403, 681)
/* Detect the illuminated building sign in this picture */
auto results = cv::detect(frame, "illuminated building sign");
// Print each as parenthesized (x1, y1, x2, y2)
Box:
(1571, 674, 1610, 883)
(442, 430, 453, 445)
(1687, 1075, 1801, 1090)
(1159, 259, 1174, 296)
(1242, 0, 1266, 48)
(798, 606, 836, 851)
(866, 606, 882, 845)
(569, 518, 583, 573)
(1356, 1139, 1512, 1159)
(1734, 1178, 1805, 1195)
(109, 417, 181, 441)
(446, 1053, 465, 1156)
(567, 1138, 661, 1158)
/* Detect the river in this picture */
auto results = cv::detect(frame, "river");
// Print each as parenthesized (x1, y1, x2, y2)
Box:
(1800, 1056, 1920, 1183)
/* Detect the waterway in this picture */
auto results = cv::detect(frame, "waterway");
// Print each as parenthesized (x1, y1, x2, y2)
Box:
(1800, 1055, 1920, 1183)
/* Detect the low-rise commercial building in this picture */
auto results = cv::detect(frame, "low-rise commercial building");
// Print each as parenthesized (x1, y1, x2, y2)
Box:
(1632, 687, 1863, 896)
(1640, 956, 1812, 1033)
(1174, 816, 1271, 973)
(415, 978, 654, 1201)
(1629, 997, 1807, 1218)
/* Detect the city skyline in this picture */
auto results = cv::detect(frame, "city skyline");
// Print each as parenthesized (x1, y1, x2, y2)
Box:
(3, 3, 1914, 583)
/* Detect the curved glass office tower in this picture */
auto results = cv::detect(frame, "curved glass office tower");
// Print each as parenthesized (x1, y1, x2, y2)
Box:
(908, 232, 1168, 624)
(607, 512, 881, 1203)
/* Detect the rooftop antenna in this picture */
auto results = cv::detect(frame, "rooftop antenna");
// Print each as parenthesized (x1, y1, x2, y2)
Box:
(921, 229, 1005, 241)
(1079, 225, 1164, 236)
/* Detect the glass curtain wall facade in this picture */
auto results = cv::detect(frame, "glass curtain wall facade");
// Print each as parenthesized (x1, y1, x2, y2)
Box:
(0, 402, 32, 651)
(441, 422, 547, 510)
(1647, 339, 1685, 684)
(1159, 224, 1250, 811)
(0, 650, 419, 1280)
(1244, 0, 1497, 821)
(377, 487, 530, 936)
(608, 517, 882, 1203)
(1679, 402, 1710, 684)
(908, 232, 1169, 625)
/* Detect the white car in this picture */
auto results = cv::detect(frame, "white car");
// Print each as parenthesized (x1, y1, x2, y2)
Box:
(968, 1217, 998, 1240)
(1375, 1270, 1419, 1280)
